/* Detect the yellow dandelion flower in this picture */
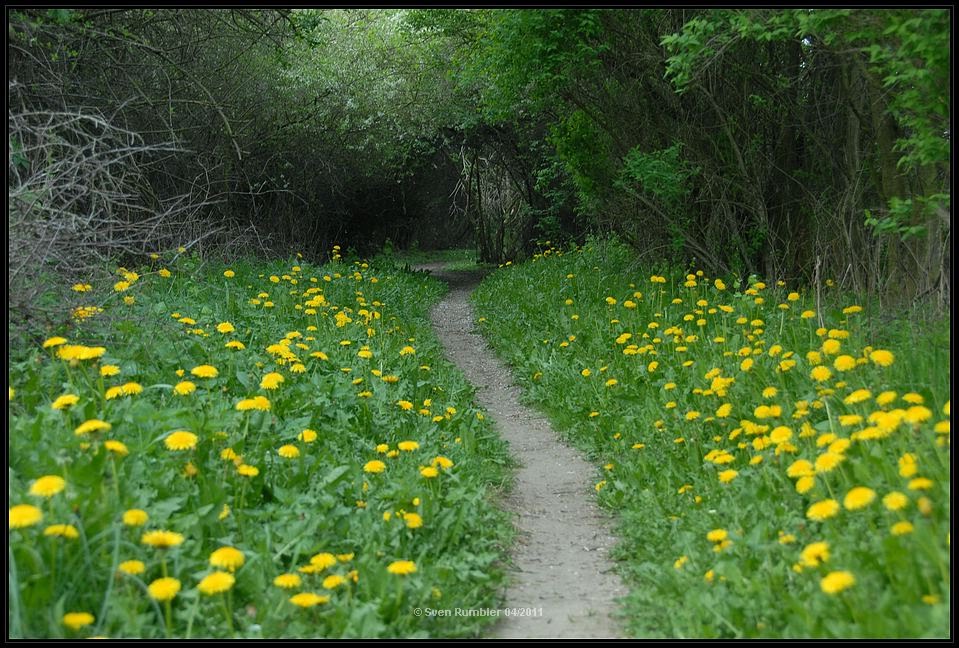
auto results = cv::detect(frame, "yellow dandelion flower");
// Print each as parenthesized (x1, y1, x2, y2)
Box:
(310, 553, 337, 570)
(814, 452, 844, 473)
(44, 524, 79, 539)
(843, 487, 876, 510)
(173, 381, 196, 396)
(9, 504, 43, 529)
(52, 394, 80, 410)
(820, 571, 855, 594)
(104, 440, 129, 456)
(869, 349, 894, 367)
(191, 365, 218, 379)
(810, 366, 832, 382)
(834, 355, 856, 372)
(908, 477, 933, 491)
(273, 573, 301, 589)
(706, 529, 728, 543)
(237, 464, 259, 477)
(289, 592, 329, 607)
(198, 571, 235, 595)
(209, 546, 245, 572)
(278, 444, 300, 459)
(898, 453, 918, 478)
(875, 391, 897, 407)
(148, 577, 181, 601)
(843, 389, 872, 405)
(903, 406, 932, 425)
(123, 509, 148, 526)
(420, 466, 439, 478)
(75, 419, 111, 436)
(806, 499, 840, 521)
(363, 460, 386, 474)
(718, 469, 738, 483)
(118, 560, 146, 576)
(29, 475, 66, 498)
(796, 475, 816, 495)
(891, 521, 914, 536)
(141, 529, 184, 548)
(387, 560, 417, 575)
(800, 541, 830, 567)
(63, 612, 95, 631)
(260, 372, 285, 390)
(118, 382, 142, 396)
(882, 491, 908, 511)
(821, 339, 841, 355)
(164, 431, 198, 451)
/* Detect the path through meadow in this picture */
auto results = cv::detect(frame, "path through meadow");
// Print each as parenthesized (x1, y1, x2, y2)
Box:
(420, 263, 626, 639)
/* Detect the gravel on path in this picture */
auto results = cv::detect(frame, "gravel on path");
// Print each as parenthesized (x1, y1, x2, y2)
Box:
(418, 262, 626, 639)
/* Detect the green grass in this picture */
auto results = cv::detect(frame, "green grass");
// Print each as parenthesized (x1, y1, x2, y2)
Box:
(374, 248, 487, 272)
(8, 250, 513, 639)
(472, 238, 950, 638)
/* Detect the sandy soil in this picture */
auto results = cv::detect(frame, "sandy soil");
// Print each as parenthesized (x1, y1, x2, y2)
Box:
(418, 263, 626, 639)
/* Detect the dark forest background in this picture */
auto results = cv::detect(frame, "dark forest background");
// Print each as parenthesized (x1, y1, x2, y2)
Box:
(8, 9, 950, 317)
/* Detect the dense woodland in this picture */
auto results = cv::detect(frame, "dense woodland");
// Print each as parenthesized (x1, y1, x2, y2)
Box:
(8, 9, 951, 316)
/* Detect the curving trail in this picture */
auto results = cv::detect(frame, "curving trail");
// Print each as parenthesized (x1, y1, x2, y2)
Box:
(419, 263, 626, 639)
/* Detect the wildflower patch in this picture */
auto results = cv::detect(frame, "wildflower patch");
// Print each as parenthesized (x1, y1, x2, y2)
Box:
(8, 250, 511, 639)
(474, 240, 949, 638)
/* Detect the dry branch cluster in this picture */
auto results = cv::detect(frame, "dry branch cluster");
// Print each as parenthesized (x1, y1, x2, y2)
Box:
(7, 9, 296, 329)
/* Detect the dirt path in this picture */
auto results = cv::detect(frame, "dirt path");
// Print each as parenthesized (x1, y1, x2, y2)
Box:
(418, 263, 626, 639)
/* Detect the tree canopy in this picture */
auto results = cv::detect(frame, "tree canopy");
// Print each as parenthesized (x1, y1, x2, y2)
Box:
(8, 8, 951, 309)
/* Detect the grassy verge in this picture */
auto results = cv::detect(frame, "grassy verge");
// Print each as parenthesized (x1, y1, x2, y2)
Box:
(472, 239, 950, 638)
(374, 248, 488, 272)
(8, 248, 512, 638)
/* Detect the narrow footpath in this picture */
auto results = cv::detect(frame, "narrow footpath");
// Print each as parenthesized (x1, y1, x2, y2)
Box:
(419, 263, 626, 639)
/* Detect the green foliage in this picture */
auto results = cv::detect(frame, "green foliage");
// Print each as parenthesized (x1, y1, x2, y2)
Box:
(616, 142, 698, 210)
(548, 110, 616, 213)
(663, 9, 950, 207)
(661, 12, 737, 93)
(861, 10, 950, 173)
(864, 193, 949, 241)
(459, 10, 607, 121)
